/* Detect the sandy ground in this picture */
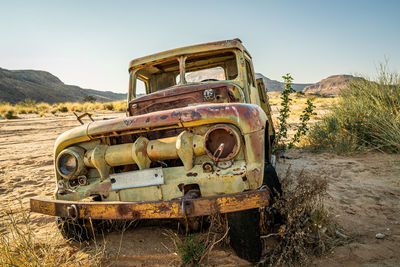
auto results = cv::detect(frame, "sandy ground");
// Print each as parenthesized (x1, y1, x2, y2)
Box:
(0, 113, 399, 266)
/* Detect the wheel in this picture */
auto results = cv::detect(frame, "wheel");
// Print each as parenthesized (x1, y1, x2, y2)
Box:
(263, 162, 282, 197)
(227, 162, 282, 263)
(227, 208, 262, 263)
(56, 217, 94, 242)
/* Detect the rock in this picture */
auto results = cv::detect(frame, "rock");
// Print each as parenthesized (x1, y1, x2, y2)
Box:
(376, 233, 385, 239)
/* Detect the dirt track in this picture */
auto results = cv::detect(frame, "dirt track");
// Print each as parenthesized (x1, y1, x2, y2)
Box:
(0, 114, 399, 266)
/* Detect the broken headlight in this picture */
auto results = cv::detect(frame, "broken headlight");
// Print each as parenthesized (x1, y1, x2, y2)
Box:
(204, 125, 241, 162)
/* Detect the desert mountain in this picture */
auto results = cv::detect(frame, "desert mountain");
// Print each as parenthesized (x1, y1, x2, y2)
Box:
(302, 74, 361, 96)
(0, 67, 126, 104)
(255, 73, 312, 92)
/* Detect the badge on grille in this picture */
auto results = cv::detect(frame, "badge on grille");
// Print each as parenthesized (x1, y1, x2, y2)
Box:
(203, 89, 215, 101)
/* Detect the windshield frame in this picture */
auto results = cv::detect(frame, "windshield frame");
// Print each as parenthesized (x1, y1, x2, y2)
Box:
(128, 49, 242, 101)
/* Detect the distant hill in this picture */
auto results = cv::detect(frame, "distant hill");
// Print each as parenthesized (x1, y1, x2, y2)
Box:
(302, 74, 362, 96)
(0, 67, 126, 104)
(255, 73, 312, 92)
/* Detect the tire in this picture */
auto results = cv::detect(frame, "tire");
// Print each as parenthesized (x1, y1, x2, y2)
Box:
(263, 162, 282, 197)
(56, 217, 94, 242)
(227, 162, 282, 263)
(227, 208, 262, 263)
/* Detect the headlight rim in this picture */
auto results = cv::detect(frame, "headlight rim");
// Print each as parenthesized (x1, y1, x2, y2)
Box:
(56, 148, 84, 179)
(204, 124, 241, 162)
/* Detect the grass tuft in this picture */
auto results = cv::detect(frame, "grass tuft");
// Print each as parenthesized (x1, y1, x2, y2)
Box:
(0, 202, 106, 266)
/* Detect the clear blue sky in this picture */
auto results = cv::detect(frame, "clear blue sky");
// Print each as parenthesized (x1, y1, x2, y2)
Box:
(0, 0, 399, 93)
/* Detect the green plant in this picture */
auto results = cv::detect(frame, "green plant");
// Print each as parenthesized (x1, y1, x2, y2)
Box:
(274, 74, 295, 150)
(176, 234, 205, 266)
(4, 110, 16, 119)
(307, 65, 400, 153)
(83, 95, 97, 103)
(58, 106, 68, 113)
(103, 103, 114, 111)
(274, 74, 316, 152)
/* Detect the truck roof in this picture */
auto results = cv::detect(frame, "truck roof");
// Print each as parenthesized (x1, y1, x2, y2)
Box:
(128, 38, 250, 71)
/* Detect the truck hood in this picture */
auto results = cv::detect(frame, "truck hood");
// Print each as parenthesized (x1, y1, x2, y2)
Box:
(54, 103, 267, 156)
(128, 82, 244, 116)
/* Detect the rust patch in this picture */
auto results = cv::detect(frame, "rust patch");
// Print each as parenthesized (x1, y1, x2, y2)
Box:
(85, 182, 111, 196)
(157, 203, 170, 213)
(186, 172, 198, 177)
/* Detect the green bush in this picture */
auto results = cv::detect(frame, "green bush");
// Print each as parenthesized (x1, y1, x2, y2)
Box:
(83, 94, 97, 103)
(274, 74, 316, 152)
(103, 103, 114, 110)
(58, 106, 68, 113)
(4, 110, 16, 119)
(307, 69, 400, 153)
(177, 235, 205, 266)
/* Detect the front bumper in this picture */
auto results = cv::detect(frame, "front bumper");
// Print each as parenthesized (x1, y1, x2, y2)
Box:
(30, 188, 270, 220)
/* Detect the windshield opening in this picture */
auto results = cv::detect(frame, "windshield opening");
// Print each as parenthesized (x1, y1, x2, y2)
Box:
(184, 51, 238, 82)
(131, 50, 238, 97)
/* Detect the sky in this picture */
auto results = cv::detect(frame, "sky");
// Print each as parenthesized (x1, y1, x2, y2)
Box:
(0, 0, 399, 93)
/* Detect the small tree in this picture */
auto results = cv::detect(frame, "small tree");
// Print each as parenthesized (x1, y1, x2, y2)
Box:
(83, 95, 96, 103)
(274, 74, 316, 152)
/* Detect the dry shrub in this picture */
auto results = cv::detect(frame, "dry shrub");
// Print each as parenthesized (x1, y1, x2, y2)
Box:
(0, 202, 106, 266)
(261, 167, 349, 266)
(113, 101, 127, 112)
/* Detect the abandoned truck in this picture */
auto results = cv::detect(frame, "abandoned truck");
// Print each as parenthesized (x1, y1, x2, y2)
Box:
(30, 38, 281, 263)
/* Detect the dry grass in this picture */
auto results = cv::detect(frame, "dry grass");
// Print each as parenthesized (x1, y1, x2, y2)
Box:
(0, 201, 106, 266)
(0, 99, 126, 119)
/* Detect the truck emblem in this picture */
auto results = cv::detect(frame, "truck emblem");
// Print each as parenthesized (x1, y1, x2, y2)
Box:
(203, 89, 215, 101)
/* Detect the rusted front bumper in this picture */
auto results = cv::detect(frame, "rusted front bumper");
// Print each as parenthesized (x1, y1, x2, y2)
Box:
(30, 188, 270, 220)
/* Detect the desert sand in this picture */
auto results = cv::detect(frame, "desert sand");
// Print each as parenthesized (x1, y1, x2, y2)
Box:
(0, 112, 399, 266)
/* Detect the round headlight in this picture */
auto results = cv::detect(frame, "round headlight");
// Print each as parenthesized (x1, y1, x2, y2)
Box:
(204, 125, 241, 162)
(56, 147, 84, 179)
